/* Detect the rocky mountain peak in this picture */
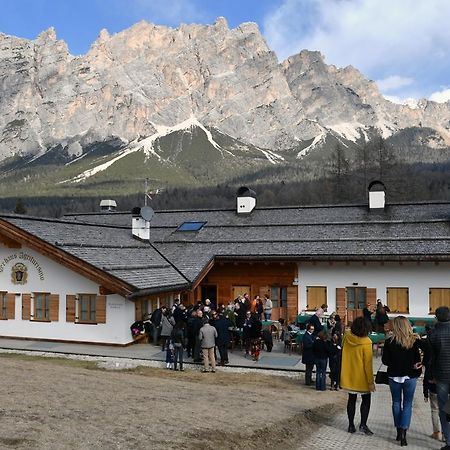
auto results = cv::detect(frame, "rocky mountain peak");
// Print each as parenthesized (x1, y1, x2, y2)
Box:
(213, 16, 229, 30)
(36, 27, 57, 42)
(0, 18, 449, 167)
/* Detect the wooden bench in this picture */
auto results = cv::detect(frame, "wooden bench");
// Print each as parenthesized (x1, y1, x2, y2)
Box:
(132, 333, 149, 344)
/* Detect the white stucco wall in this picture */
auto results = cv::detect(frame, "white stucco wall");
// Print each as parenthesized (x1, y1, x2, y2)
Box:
(0, 246, 135, 344)
(297, 261, 450, 317)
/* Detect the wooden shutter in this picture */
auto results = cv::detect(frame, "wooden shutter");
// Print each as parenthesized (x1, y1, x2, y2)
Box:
(387, 288, 409, 313)
(96, 295, 106, 324)
(286, 286, 298, 323)
(429, 288, 450, 314)
(49, 294, 59, 322)
(306, 286, 327, 311)
(22, 293, 31, 320)
(367, 288, 377, 307)
(336, 288, 346, 323)
(6, 293, 15, 320)
(135, 299, 142, 321)
(66, 295, 76, 322)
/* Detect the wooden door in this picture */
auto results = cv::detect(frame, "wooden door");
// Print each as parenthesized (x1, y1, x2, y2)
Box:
(345, 287, 376, 325)
(270, 286, 288, 321)
(346, 286, 366, 324)
(232, 285, 251, 301)
(201, 285, 217, 309)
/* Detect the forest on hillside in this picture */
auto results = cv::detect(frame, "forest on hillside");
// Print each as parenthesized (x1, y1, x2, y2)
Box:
(2, 156, 450, 218)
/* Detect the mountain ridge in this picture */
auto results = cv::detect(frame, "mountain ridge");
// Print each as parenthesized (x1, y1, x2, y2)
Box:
(1, 18, 450, 197)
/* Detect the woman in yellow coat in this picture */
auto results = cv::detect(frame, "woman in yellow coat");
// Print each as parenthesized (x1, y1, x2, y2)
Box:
(340, 316, 376, 435)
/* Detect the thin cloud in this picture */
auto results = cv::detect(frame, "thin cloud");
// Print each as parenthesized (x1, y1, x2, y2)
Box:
(429, 88, 450, 103)
(263, 0, 450, 99)
(376, 76, 414, 93)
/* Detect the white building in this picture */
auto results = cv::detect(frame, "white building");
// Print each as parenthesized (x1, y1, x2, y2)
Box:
(1, 186, 450, 343)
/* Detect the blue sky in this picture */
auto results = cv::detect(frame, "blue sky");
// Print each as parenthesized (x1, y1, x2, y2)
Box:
(1, 0, 449, 103)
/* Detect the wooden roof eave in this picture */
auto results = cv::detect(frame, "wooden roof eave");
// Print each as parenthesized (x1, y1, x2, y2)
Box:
(0, 219, 135, 297)
(190, 257, 215, 291)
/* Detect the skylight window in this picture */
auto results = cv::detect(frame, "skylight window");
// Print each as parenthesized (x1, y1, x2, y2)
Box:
(176, 221, 206, 232)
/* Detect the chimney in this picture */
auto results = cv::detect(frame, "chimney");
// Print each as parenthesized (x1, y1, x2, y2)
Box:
(236, 186, 256, 214)
(132, 206, 154, 240)
(100, 199, 117, 212)
(368, 181, 386, 210)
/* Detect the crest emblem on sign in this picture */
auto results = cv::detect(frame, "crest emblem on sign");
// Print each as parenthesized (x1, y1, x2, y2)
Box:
(11, 262, 28, 285)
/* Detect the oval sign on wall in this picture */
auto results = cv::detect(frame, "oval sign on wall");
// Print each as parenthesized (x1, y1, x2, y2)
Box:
(11, 262, 28, 285)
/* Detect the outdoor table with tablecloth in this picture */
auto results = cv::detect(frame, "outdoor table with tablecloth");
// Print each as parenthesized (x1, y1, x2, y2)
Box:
(368, 332, 385, 344)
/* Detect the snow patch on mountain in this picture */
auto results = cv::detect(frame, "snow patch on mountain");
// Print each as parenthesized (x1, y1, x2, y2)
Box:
(59, 118, 228, 184)
(327, 122, 367, 142)
(297, 132, 325, 159)
(259, 149, 285, 164)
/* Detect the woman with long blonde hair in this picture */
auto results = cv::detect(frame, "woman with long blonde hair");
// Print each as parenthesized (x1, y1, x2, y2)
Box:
(382, 316, 422, 446)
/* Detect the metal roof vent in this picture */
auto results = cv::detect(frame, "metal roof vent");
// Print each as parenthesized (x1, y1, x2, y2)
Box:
(100, 199, 117, 212)
(132, 206, 154, 240)
(236, 186, 256, 214)
(368, 181, 386, 210)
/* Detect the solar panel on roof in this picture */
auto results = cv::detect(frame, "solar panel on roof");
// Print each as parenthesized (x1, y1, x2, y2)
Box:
(177, 221, 206, 231)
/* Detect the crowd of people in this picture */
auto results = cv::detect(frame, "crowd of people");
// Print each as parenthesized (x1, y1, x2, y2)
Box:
(132, 293, 275, 372)
(297, 301, 450, 449)
(132, 297, 450, 449)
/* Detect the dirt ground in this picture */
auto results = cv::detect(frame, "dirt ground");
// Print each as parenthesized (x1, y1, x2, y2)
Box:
(0, 353, 345, 450)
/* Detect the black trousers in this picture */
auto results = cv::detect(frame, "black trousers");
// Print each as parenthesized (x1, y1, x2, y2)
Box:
(305, 363, 314, 385)
(217, 343, 229, 364)
(347, 393, 371, 427)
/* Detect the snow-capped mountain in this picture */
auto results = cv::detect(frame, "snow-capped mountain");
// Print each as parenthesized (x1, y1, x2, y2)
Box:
(0, 17, 449, 196)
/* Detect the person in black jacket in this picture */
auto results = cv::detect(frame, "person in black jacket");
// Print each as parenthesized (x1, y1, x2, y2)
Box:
(242, 311, 253, 356)
(250, 314, 262, 361)
(307, 304, 327, 335)
(429, 306, 450, 450)
(170, 321, 186, 371)
(313, 330, 329, 391)
(214, 313, 231, 365)
(192, 309, 204, 363)
(362, 303, 374, 331)
(375, 300, 390, 333)
(421, 329, 442, 441)
(382, 316, 422, 446)
(150, 306, 166, 346)
(328, 333, 341, 390)
(302, 323, 315, 385)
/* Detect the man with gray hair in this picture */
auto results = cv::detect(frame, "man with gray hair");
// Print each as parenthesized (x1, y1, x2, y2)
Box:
(429, 306, 450, 450)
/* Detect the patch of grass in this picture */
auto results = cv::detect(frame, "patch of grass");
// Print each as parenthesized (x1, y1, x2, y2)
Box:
(127, 365, 301, 389)
(0, 352, 98, 370)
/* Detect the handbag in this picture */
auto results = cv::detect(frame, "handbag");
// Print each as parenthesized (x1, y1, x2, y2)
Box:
(375, 362, 389, 385)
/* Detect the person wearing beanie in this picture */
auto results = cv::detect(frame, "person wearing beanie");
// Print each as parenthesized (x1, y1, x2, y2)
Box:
(429, 306, 450, 450)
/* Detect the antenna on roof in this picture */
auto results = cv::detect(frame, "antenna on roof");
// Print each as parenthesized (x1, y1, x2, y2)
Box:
(138, 177, 162, 205)
(144, 178, 150, 206)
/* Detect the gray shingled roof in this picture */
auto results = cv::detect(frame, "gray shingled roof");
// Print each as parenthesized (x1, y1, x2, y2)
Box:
(3, 201, 450, 294)
(0, 215, 189, 292)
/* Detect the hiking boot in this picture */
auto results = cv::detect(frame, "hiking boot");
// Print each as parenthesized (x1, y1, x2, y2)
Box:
(359, 425, 373, 436)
